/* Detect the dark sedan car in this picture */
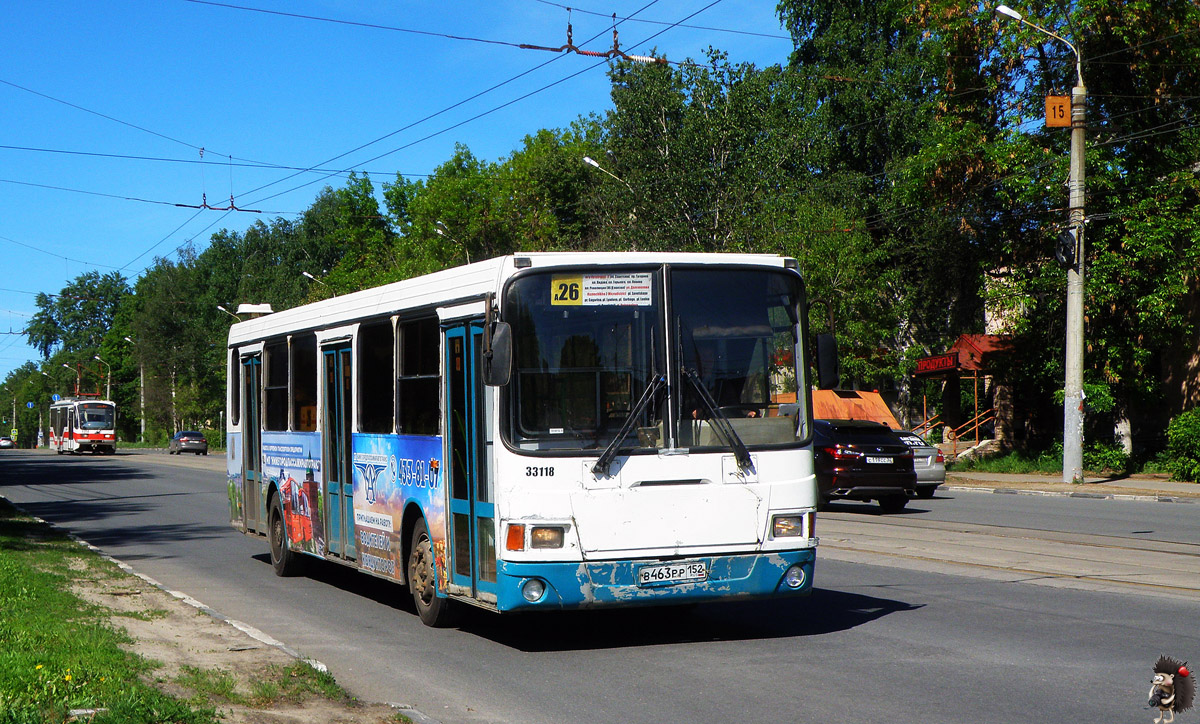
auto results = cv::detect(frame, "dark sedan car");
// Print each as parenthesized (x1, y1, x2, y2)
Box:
(169, 430, 208, 455)
(813, 419, 916, 512)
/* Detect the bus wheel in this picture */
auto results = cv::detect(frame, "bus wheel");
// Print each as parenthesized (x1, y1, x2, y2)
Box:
(407, 519, 458, 627)
(269, 496, 303, 577)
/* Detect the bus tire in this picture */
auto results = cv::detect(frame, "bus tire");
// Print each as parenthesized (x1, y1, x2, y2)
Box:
(269, 495, 303, 577)
(408, 519, 458, 628)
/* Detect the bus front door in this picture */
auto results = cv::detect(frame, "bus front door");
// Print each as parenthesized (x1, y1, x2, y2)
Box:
(241, 356, 263, 533)
(445, 321, 496, 602)
(322, 344, 356, 560)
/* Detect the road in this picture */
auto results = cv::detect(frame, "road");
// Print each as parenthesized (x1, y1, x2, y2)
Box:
(2, 449, 1198, 724)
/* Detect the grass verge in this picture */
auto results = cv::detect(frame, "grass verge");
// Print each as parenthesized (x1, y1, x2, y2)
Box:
(0, 497, 406, 724)
(0, 497, 216, 724)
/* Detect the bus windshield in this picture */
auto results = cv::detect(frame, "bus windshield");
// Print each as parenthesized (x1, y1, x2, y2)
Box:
(78, 403, 115, 430)
(503, 266, 807, 453)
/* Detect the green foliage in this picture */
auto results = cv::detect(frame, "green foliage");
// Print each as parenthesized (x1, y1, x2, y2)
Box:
(954, 441, 1129, 474)
(1165, 409, 1200, 482)
(953, 447, 1064, 474)
(1082, 443, 1130, 474)
(6, 0, 1200, 446)
(25, 271, 130, 359)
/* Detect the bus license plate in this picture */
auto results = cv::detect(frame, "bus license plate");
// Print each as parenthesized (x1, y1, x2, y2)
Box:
(866, 456, 893, 464)
(638, 561, 707, 587)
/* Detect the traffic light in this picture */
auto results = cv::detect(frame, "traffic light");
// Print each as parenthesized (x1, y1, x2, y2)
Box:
(1055, 228, 1078, 269)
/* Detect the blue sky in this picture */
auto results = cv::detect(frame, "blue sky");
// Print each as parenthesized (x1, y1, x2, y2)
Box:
(0, 1, 794, 380)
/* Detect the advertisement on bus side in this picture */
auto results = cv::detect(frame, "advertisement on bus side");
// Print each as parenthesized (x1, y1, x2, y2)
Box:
(351, 434, 445, 585)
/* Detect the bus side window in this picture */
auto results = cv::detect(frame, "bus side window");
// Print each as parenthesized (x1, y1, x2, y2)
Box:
(359, 321, 395, 434)
(265, 341, 289, 431)
(230, 350, 241, 427)
(398, 317, 439, 435)
(292, 334, 317, 432)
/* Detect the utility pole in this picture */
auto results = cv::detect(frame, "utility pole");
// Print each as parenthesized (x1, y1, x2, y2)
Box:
(1062, 79, 1087, 484)
(997, 5, 1086, 483)
(124, 336, 145, 443)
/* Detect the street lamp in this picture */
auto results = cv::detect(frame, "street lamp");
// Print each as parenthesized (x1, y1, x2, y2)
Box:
(997, 4, 1087, 484)
(62, 363, 81, 396)
(435, 221, 470, 264)
(124, 336, 145, 443)
(39, 371, 52, 447)
(301, 270, 328, 286)
(583, 156, 634, 194)
(94, 355, 111, 400)
(217, 305, 241, 321)
(583, 156, 638, 236)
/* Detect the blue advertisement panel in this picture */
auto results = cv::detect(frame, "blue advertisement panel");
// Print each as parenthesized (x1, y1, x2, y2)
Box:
(351, 434, 444, 584)
(261, 433, 324, 556)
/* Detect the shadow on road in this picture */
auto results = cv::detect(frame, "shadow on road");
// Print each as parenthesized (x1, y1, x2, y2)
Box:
(463, 589, 923, 652)
(0, 453, 229, 557)
(249, 551, 922, 652)
(0, 453, 154, 488)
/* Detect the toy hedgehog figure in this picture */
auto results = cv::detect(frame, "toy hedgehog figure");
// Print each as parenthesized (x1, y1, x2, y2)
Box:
(1149, 655, 1195, 723)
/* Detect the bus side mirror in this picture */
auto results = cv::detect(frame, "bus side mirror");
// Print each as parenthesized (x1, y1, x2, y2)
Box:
(816, 333, 839, 390)
(484, 321, 512, 387)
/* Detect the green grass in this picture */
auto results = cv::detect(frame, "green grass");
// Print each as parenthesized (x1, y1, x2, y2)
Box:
(950, 442, 1181, 478)
(0, 497, 385, 723)
(0, 499, 217, 724)
(174, 661, 353, 709)
(951, 449, 1064, 475)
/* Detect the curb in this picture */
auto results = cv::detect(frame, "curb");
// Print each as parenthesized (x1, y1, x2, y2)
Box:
(2, 495, 441, 724)
(944, 485, 1196, 504)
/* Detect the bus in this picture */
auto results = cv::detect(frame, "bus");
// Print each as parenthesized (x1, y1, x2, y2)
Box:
(226, 252, 827, 626)
(49, 399, 118, 454)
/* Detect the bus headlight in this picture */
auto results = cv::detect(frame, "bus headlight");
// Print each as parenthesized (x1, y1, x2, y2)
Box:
(521, 578, 547, 602)
(772, 515, 803, 538)
(530, 526, 564, 549)
(783, 565, 807, 589)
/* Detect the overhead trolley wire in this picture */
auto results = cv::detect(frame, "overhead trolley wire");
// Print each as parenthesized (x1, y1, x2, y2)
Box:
(116, 0, 675, 272)
(232, 0, 664, 206)
(182, 0, 529, 48)
(243, 0, 725, 207)
(529, 0, 790, 40)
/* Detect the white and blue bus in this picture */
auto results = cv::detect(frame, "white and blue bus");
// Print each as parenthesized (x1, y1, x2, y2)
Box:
(226, 252, 824, 626)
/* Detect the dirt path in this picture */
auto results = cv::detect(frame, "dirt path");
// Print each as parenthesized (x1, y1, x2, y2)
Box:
(75, 557, 411, 724)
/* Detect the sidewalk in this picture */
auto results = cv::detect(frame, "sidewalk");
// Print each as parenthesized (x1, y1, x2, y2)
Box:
(945, 470, 1199, 501)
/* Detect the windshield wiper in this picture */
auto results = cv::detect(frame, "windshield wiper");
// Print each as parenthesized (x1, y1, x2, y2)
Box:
(681, 367, 754, 472)
(591, 374, 666, 476)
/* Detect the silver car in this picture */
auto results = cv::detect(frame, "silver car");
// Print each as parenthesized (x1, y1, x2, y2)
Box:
(896, 430, 945, 498)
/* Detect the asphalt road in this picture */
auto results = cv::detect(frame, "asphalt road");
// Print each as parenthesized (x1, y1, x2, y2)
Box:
(2, 449, 1198, 724)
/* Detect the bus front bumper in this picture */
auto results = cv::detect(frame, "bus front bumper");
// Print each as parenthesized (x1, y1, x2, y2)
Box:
(495, 549, 815, 612)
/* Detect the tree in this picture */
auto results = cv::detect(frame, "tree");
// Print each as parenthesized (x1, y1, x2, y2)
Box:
(26, 271, 130, 358)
